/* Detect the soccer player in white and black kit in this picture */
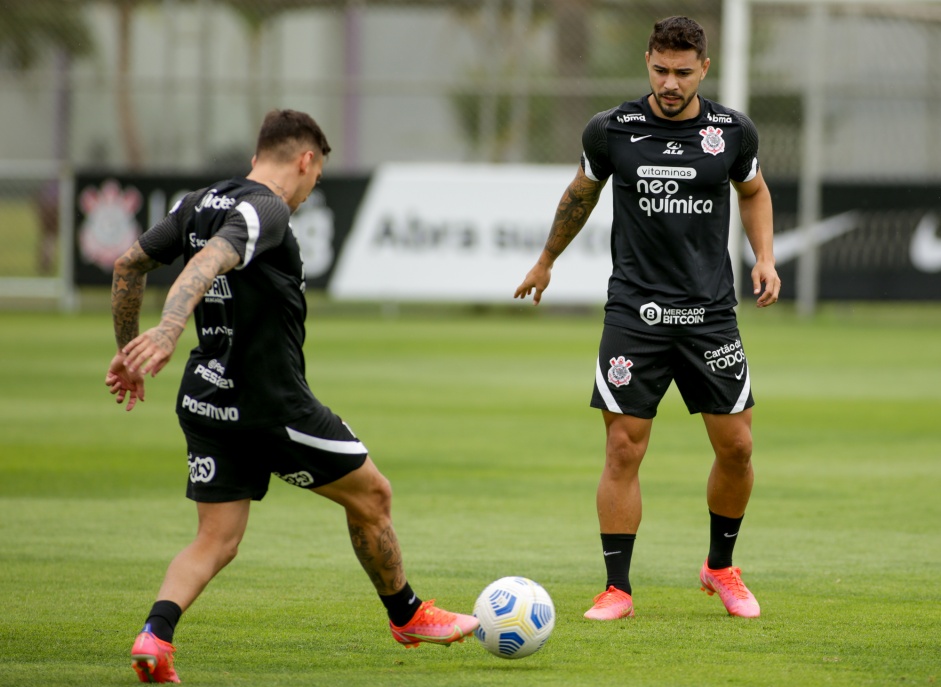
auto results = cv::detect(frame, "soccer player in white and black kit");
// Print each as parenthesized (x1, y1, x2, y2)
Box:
(515, 17, 781, 621)
(106, 110, 477, 683)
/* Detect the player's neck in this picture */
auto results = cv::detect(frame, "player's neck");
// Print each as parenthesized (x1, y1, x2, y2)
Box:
(247, 167, 293, 204)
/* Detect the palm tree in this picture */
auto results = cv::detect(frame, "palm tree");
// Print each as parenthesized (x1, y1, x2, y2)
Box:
(112, 0, 151, 169)
(221, 0, 328, 127)
(0, 2, 93, 273)
(0, 2, 92, 71)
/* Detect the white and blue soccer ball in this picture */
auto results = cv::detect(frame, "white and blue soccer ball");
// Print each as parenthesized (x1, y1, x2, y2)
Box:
(473, 576, 555, 659)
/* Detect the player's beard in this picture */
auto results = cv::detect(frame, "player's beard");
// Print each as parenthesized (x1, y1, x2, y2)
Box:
(653, 89, 697, 118)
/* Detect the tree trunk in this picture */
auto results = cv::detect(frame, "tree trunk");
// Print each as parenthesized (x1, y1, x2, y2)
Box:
(116, 0, 144, 169)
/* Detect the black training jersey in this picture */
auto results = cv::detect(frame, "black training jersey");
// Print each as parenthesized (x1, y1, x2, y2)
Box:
(138, 177, 319, 428)
(581, 95, 760, 335)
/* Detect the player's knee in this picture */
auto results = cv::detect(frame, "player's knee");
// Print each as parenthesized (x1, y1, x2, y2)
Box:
(717, 434, 753, 468)
(605, 432, 646, 472)
(218, 540, 240, 567)
(370, 472, 393, 514)
(351, 470, 393, 521)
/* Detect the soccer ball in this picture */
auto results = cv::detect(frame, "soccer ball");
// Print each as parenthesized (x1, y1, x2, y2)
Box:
(473, 576, 555, 659)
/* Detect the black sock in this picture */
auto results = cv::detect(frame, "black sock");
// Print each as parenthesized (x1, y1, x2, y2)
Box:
(144, 600, 183, 643)
(708, 510, 744, 569)
(600, 533, 636, 595)
(380, 582, 422, 627)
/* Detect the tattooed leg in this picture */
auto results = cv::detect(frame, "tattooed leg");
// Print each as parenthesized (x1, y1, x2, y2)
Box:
(348, 521, 406, 595)
(313, 458, 407, 595)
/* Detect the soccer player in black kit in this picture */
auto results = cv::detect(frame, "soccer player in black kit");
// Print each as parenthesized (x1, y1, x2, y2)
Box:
(515, 17, 780, 621)
(106, 109, 477, 683)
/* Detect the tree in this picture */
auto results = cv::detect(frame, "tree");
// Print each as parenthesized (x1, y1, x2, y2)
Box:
(0, 2, 92, 71)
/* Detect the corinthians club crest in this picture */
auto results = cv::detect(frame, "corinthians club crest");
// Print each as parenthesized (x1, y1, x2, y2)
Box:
(699, 125, 725, 156)
(607, 356, 634, 387)
(78, 179, 142, 270)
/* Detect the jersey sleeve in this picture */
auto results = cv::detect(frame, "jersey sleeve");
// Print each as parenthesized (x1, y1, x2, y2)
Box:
(137, 197, 186, 265)
(581, 109, 616, 182)
(729, 112, 760, 183)
(215, 192, 291, 269)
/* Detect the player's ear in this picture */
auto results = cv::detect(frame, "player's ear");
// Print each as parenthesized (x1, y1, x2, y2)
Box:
(701, 57, 711, 80)
(250, 154, 257, 169)
(299, 150, 314, 174)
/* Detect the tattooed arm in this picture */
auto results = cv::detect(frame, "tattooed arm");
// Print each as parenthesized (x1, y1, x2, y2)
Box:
(513, 165, 606, 305)
(120, 235, 241, 380)
(106, 241, 162, 410)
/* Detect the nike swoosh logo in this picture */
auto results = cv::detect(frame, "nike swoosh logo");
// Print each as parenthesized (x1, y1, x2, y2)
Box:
(723, 532, 738, 538)
(603, 550, 622, 556)
(910, 212, 941, 272)
(398, 626, 465, 643)
(735, 364, 746, 380)
(742, 210, 858, 265)
(631, 135, 651, 143)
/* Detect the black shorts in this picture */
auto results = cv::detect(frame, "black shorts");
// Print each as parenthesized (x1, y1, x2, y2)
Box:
(590, 324, 755, 419)
(179, 406, 369, 503)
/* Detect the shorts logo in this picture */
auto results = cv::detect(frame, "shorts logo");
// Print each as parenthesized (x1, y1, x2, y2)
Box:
(704, 340, 746, 373)
(607, 356, 634, 387)
(640, 302, 662, 325)
(274, 471, 315, 488)
(700, 126, 726, 156)
(188, 453, 216, 483)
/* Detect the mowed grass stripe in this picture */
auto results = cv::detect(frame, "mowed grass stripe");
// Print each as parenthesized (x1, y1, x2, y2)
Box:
(0, 303, 938, 686)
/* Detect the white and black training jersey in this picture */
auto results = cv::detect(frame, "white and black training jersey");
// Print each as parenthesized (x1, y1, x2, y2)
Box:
(581, 95, 760, 335)
(139, 177, 320, 428)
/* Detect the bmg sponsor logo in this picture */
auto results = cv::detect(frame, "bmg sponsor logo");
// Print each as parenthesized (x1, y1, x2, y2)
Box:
(617, 113, 646, 123)
(188, 453, 216, 483)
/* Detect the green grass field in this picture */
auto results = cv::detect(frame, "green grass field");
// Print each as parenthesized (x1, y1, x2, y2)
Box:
(1, 302, 939, 686)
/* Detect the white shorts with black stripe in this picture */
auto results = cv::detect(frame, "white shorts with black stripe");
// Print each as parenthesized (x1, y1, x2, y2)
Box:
(179, 405, 369, 502)
(591, 324, 755, 419)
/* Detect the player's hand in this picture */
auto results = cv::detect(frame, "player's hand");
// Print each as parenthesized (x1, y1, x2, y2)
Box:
(122, 322, 182, 377)
(752, 259, 781, 308)
(514, 263, 552, 306)
(106, 351, 146, 411)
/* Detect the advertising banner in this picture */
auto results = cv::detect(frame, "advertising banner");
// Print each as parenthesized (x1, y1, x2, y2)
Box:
(73, 172, 368, 288)
(769, 182, 941, 301)
(328, 164, 614, 304)
(73, 168, 941, 302)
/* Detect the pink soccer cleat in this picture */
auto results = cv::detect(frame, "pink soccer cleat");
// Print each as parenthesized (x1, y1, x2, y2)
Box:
(583, 586, 635, 620)
(389, 600, 479, 649)
(700, 560, 761, 618)
(131, 630, 180, 683)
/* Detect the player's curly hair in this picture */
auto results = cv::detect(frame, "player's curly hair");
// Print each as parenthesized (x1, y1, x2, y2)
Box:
(256, 109, 332, 162)
(648, 16, 708, 60)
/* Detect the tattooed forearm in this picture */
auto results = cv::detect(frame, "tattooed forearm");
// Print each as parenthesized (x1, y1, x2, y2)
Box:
(159, 237, 241, 338)
(348, 522, 406, 595)
(112, 243, 161, 348)
(544, 172, 604, 260)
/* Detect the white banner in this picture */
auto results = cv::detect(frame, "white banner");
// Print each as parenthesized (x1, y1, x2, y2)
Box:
(328, 164, 615, 304)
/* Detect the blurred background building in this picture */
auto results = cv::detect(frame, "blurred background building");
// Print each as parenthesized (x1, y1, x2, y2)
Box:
(2, 0, 941, 308)
(3, 0, 940, 176)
